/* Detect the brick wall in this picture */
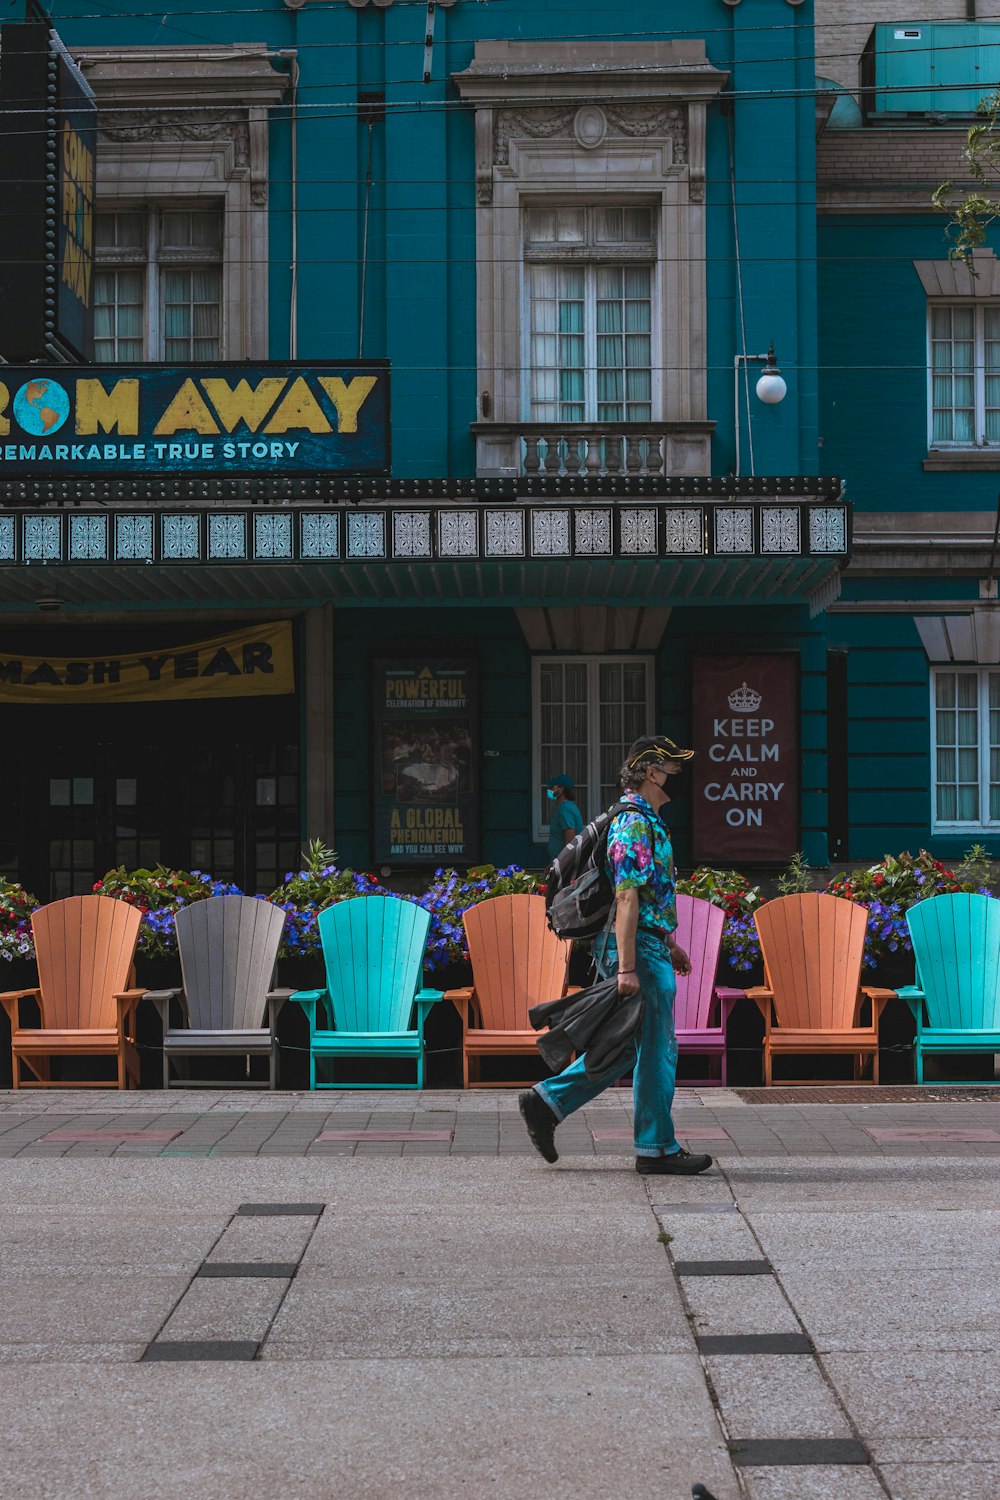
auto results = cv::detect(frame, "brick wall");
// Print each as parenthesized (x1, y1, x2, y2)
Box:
(815, 0, 1000, 93)
(817, 128, 973, 195)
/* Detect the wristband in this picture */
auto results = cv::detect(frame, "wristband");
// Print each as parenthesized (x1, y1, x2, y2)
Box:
(618, 968, 637, 975)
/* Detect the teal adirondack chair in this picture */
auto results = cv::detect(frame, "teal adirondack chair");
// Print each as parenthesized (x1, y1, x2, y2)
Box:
(289, 896, 442, 1089)
(900, 893, 1000, 1084)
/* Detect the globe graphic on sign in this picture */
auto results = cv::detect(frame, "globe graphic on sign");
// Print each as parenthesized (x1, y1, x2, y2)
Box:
(13, 378, 70, 437)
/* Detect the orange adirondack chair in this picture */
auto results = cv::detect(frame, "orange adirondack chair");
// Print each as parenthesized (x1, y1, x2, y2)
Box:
(0, 895, 144, 1088)
(748, 893, 894, 1085)
(445, 894, 575, 1087)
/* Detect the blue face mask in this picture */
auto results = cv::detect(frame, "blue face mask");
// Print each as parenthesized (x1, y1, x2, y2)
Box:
(546, 788, 559, 802)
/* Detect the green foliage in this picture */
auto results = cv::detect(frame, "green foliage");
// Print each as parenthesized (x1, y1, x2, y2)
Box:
(94, 865, 243, 957)
(268, 841, 383, 956)
(955, 843, 995, 892)
(777, 851, 814, 897)
(933, 90, 1000, 261)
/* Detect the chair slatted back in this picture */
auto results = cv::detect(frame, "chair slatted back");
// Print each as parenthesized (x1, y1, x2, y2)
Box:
(318, 896, 429, 1033)
(907, 893, 1000, 1030)
(754, 893, 868, 1031)
(31, 895, 142, 1031)
(464, 895, 571, 1031)
(673, 894, 726, 1030)
(175, 896, 286, 1031)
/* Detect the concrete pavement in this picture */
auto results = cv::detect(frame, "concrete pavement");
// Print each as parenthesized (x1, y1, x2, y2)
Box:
(1, 1086, 999, 1498)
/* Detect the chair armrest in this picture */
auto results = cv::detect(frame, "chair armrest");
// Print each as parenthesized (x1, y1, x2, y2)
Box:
(413, 988, 444, 1035)
(145, 989, 185, 1034)
(443, 986, 475, 1027)
(858, 986, 896, 1029)
(894, 986, 926, 1025)
(266, 989, 294, 1036)
(287, 988, 327, 1034)
(713, 987, 745, 1025)
(563, 985, 582, 998)
(0, 988, 41, 1029)
(744, 986, 773, 1024)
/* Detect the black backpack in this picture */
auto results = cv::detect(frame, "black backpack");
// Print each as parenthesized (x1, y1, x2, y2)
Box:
(544, 799, 651, 940)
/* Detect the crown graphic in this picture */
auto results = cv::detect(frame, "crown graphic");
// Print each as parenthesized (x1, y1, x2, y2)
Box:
(728, 681, 762, 713)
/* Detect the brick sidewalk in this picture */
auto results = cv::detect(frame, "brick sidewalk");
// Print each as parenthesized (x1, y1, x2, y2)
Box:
(3, 1085, 1000, 1157)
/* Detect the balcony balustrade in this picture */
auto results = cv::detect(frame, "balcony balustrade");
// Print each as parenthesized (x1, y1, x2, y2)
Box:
(472, 422, 715, 479)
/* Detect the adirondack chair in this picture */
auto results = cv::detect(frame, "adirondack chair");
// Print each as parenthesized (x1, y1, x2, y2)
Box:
(900, 893, 1000, 1084)
(747, 893, 895, 1085)
(145, 895, 288, 1089)
(673, 894, 744, 1087)
(288, 896, 442, 1089)
(446, 894, 575, 1088)
(0, 894, 144, 1088)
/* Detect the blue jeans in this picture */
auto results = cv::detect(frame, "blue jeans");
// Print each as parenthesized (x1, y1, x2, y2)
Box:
(535, 927, 680, 1157)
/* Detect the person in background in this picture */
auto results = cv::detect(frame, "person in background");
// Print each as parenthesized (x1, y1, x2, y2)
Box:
(546, 773, 584, 860)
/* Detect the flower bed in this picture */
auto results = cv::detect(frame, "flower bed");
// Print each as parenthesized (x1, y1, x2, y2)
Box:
(93, 866, 244, 958)
(0, 878, 38, 964)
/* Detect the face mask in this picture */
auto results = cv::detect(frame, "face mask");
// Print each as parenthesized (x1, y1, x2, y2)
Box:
(546, 788, 559, 802)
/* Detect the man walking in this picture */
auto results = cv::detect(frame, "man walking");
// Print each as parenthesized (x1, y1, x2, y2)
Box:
(520, 735, 712, 1176)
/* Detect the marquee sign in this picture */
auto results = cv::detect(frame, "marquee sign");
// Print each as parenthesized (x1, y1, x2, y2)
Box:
(692, 654, 800, 863)
(0, 364, 390, 476)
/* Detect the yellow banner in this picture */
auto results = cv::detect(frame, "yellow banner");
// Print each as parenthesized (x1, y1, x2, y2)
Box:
(0, 621, 295, 704)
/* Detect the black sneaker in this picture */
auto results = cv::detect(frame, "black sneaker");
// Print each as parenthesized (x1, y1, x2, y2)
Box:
(635, 1148, 713, 1176)
(518, 1089, 559, 1163)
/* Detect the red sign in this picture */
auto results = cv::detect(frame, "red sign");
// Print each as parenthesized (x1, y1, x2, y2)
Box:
(692, 655, 799, 863)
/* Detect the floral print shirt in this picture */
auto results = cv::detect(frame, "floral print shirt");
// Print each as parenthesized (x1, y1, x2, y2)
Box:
(604, 791, 677, 934)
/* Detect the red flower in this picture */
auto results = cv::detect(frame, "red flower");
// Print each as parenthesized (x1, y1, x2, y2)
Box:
(873, 873, 885, 887)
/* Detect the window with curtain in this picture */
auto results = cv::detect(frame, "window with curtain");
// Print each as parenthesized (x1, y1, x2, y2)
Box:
(525, 206, 655, 423)
(932, 668, 1000, 827)
(532, 655, 653, 840)
(94, 207, 224, 362)
(929, 304, 1000, 446)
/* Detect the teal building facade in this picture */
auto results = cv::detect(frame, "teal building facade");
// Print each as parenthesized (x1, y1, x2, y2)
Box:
(0, 0, 852, 900)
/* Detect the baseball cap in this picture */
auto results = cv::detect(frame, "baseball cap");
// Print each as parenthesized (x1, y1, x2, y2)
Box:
(547, 773, 575, 790)
(626, 734, 696, 769)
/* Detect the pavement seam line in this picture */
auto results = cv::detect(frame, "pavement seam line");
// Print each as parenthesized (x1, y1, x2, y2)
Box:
(714, 1158, 893, 1493)
(254, 1205, 326, 1359)
(139, 1206, 243, 1361)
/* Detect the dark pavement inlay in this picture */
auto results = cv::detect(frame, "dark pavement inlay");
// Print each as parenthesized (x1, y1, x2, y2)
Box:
(142, 1341, 259, 1362)
(650, 1202, 738, 1214)
(674, 1260, 773, 1276)
(197, 1263, 298, 1279)
(730, 1438, 869, 1467)
(236, 1203, 325, 1217)
(698, 1333, 812, 1355)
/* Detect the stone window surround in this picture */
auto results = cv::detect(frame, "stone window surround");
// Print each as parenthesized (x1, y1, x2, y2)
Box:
(916, 249, 1000, 471)
(74, 45, 289, 360)
(453, 42, 727, 476)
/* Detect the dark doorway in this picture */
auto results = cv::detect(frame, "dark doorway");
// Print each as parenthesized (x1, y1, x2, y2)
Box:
(1, 697, 301, 898)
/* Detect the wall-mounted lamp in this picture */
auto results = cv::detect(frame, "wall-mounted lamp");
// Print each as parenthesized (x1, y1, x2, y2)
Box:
(734, 343, 788, 476)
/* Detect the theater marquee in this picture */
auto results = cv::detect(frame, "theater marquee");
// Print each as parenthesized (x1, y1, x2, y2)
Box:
(0, 364, 390, 476)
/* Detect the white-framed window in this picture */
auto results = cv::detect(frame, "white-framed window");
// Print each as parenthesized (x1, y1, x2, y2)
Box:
(532, 655, 654, 841)
(94, 206, 224, 362)
(931, 668, 1000, 828)
(524, 206, 655, 423)
(928, 304, 1000, 446)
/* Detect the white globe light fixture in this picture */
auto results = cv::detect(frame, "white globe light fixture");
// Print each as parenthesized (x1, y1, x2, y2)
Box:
(755, 344, 787, 405)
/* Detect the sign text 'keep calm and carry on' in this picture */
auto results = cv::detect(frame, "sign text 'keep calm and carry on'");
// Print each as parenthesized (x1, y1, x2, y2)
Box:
(692, 655, 799, 863)
(0, 364, 389, 476)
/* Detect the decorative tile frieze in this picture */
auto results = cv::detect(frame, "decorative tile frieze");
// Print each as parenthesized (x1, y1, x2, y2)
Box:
(619, 508, 658, 555)
(68, 514, 108, 561)
(809, 506, 848, 554)
(574, 509, 613, 556)
(485, 509, 525, 557)
(115, 514, 154, 561)
(300, 512, 339, 559)
(715, 507, 754, 555)
(663, 507, 704, 555)
(208, 513, 247, 560)
(253, 512, 293, 560)
(161, 514, 200, 560)
(530, 509, 571, 557)
(438, 510, 479, 557)
(392, 511, 432, 558)
(761, 507, 800, 554)
(23, 514, 61, 561)
(346, 510, 386, 559)
(0, 514, 14, 561)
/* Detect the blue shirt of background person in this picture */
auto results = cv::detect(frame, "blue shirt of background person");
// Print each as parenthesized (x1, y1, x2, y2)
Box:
(546, 773, 584, 859)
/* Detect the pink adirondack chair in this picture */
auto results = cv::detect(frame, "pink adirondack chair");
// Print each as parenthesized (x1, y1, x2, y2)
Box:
(672, 894, 744, 1087)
